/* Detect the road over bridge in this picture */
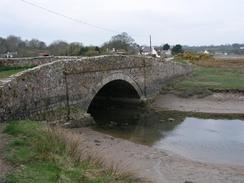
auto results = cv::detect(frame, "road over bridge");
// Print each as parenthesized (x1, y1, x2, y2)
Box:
(0, 55, 191, 122)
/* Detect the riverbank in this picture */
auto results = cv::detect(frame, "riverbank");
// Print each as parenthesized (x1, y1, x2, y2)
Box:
(0, 121, 143, 183)
(72, 127, 244, 183)
(152, 93, 244, 114)
(1, 116, 244, 183)
(162, 58, 244, 100)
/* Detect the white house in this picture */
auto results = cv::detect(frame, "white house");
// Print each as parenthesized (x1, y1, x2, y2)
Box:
(141, 46, 160, 57)
(204, 50, 210, 55)
(1, 52, 18, 58)
(161, 50, 172, 57)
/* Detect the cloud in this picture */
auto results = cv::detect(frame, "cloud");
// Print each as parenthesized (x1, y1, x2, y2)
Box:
(0, 0, 243, 45)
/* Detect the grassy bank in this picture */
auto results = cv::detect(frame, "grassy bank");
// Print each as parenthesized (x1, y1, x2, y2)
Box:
(3, 121, 141, 183)
(162, 59, 244, 97)
(0, 67, 31, 79)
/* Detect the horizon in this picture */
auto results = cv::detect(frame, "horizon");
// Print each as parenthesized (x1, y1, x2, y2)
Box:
(1, 34, 244, 48)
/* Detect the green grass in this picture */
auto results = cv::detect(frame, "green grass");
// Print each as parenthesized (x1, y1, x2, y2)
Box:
(3, 121, 141, 183)
(0, 67, 31, 79)
(162, 66, 244, 97)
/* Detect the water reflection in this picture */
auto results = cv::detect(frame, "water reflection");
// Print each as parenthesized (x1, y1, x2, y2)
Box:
(92, 104, 244, 166)
(92, 104, 184, 145)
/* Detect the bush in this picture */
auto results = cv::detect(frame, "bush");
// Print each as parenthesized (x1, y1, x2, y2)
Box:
(177, 52, 213, 61)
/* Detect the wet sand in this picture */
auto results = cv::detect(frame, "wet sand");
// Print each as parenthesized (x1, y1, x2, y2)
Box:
(152, 93, 244, 114)
(72, 92, 244, 182)
(73, 127, 244, 183)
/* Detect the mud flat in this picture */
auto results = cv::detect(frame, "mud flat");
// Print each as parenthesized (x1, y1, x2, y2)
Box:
(152, 93, 244, 114)
(72, 127, 244, 183)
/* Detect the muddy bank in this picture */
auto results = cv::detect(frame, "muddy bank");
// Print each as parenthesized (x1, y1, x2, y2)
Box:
(72, 127, 244, 183)
(152, 93, 244, 114)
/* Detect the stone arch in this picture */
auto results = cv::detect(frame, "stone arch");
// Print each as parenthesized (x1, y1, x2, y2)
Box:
(94, 73, 143, 97)
(85, 72, 144, 111)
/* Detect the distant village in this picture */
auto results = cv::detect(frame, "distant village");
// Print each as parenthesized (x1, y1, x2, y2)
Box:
(1, 45, 240, 59)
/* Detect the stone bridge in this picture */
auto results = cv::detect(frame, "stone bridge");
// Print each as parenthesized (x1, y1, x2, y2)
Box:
(0, 55, 192, 122)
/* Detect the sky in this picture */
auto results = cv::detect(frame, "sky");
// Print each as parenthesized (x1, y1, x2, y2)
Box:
(1, 0, 244, 46)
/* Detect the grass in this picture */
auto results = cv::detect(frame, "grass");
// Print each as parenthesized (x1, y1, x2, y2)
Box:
(162, 59, 244, 97)
(0, 67, 31, 79)
(3, 120, 142, 183)
(179, 66, 244, 90)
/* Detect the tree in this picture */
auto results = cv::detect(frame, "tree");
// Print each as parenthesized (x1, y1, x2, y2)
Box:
(49, 41, 69, 56)
(0, 35, 104, 57)
(6, 35, 22, 51)
(95, 46, 101, 54)
(162, 43, 170, 50)
(80, 46, 89, 55)
(102, 32, 138, 54)
(68, 42, 82, 56)
(27, 39, 47, 49)
(172, 44, 183, 55)
(80, 46, 101, 56)
(0, 37, 8, 53)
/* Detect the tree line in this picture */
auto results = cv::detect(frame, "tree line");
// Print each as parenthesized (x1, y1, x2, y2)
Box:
(0, 32, 141, 57)
(0, 35, 103, 57)
(0, 32, 184, 57)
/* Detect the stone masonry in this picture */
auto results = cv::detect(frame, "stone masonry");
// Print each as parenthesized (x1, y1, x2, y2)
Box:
(0, 55, 192, 122)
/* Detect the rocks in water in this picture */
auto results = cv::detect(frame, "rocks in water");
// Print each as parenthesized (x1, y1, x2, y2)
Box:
(168, 118, 175, 122)
(63, 122, 72, 128)
(108, 121, 118, 127)
(35, 107, 96, 128)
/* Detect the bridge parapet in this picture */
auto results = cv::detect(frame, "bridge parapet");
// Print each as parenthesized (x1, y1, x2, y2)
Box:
(0, 55, 192, 122)
(0, 56, 82, 67)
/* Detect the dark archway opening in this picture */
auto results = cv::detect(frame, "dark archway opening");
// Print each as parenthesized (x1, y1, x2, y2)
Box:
(87, 80, 141, 125)
(87, 80, 175, 146)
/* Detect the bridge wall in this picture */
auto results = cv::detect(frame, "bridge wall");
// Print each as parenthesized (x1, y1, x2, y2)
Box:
(0, 56, 192, 122)
(64, 56, 146, 110)
(145, 60, 192, 97)
(0, 60, 67, 121)
(0, 56, 83, 67)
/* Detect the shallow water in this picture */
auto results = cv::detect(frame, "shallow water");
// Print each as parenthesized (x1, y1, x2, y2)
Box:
(153, 117, 244, 166)
(92, 107, 244, 166)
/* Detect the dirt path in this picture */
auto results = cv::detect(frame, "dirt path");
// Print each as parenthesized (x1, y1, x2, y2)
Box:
(0, 124, 11, 183)
(72, 128, 244, 183)
(152, 93, 244, 114)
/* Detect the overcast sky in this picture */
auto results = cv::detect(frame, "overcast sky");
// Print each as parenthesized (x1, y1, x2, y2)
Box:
(1, 0, 244, 46)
